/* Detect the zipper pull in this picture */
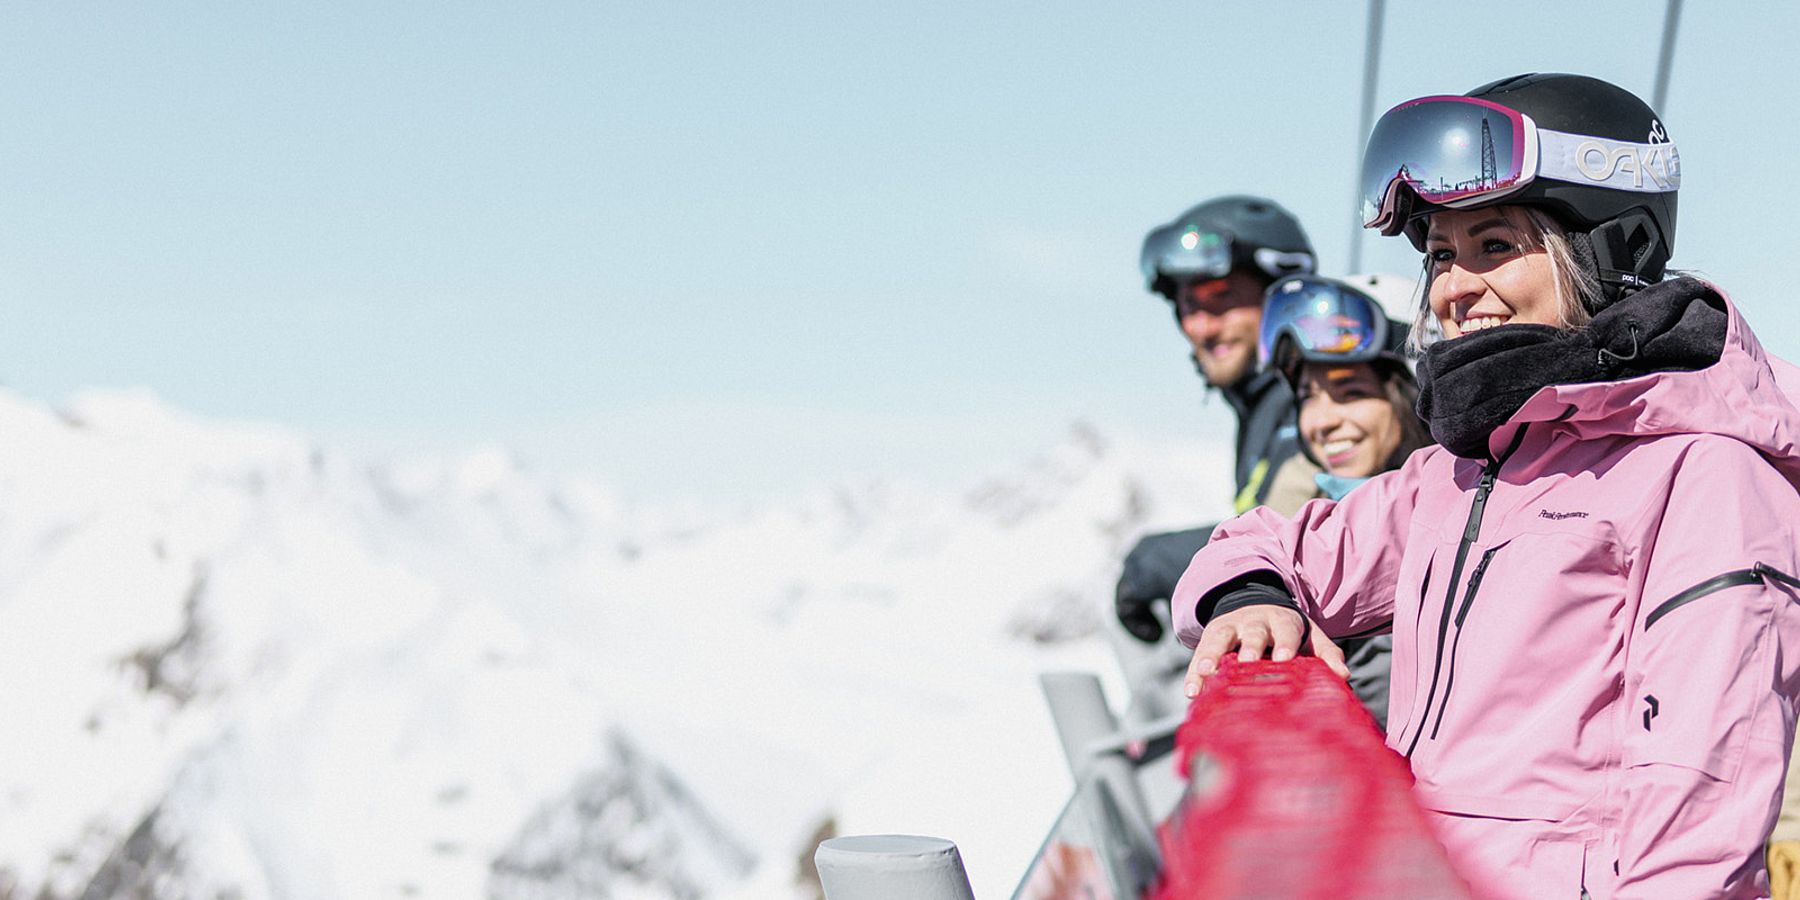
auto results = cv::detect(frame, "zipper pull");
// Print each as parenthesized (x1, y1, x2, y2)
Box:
(1455, 549, 1498, 627)
(1464, 463, 1498, 543)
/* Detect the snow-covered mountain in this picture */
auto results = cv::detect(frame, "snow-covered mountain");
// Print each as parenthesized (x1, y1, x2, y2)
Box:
(0, 388, 1234, 899)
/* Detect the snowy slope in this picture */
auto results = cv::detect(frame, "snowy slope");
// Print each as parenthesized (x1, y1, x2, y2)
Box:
(0, 389, 1234, 899)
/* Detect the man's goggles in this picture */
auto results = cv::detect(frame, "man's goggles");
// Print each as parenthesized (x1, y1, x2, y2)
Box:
(1359, 95, 1680, 235)
(1258, 275, 1390, 382)
(1140, 224, 1314, 292)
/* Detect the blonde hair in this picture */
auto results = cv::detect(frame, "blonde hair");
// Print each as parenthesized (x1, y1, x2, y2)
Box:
(1408, 206, 1601, 351)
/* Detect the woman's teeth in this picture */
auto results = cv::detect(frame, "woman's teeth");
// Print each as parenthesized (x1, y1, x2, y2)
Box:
(1322, 439, 1356, 457)
(1460, 315, 1508, 333)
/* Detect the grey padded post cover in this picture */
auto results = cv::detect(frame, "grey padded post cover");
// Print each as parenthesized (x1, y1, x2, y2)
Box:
(815, 835, 977, 900)
(1038, 671, 1118, 778)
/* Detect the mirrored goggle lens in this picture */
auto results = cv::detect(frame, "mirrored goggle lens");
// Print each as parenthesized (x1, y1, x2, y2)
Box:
(1259, 279, 1384, 369)
(1359, 96, 1530, 229)
(1143, 224, 1233, 283)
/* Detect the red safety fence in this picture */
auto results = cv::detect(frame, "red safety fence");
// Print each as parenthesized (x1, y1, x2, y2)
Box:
(1148, 657, 1474, 900)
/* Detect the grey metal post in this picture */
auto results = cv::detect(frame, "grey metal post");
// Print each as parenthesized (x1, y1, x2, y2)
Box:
(1347, 0, 1387, 273)
(1037, 671, 1161, 876)
(815, 835, 976, 900)
(1652, 0, 1683, 113)
(1038, 671, 1118, 778)
(1102, 614, 1188, 728)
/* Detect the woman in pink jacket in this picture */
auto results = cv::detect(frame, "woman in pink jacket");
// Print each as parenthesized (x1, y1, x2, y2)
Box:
(1171, 73, 1800, 898)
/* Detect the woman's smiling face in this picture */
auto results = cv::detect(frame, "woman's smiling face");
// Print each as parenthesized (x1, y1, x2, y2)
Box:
(1297, 362, 1403, 477)
(1424, 205, 1563, 339)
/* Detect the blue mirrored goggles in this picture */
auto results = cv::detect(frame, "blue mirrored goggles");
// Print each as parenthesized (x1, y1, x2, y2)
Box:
(1258, 276, 1391, 380)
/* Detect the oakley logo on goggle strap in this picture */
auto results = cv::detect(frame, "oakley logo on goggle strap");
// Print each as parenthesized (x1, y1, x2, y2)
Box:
(1540, 130, 1680, 192)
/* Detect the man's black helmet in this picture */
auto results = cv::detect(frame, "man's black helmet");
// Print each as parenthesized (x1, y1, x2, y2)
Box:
(1140, 195, 1315, 301)
(1376, 73, 1679, 311)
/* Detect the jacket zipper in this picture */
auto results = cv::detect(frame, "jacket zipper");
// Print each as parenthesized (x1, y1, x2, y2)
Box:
(1403, 426, 1528, 759)
(1429, 547, 1499, 739)
(1643, 562, 1800, 630)
(1403, 462, 1500, 757)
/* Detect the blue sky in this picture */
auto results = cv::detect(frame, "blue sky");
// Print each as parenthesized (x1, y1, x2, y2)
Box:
(3, 1, 1795, 502)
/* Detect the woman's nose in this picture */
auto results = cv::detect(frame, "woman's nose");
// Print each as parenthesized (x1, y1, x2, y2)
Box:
(1437, 263, 1485, 311)
(1305, 399, 1344, 440)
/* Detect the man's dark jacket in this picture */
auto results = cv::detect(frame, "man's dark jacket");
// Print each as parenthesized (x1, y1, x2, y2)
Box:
(1115, 367, 1302, 642)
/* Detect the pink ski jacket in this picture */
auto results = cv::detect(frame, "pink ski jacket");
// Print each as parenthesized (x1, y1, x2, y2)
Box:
(1173, 285, 1800, 899)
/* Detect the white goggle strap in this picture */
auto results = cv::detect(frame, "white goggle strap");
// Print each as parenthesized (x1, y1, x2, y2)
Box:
(1252, 248, 1315, 277)
(1536, 128, 1681, 193)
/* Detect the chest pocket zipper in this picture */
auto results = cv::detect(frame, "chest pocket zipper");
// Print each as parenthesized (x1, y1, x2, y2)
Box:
(1404, 464, 1501, 758)
(1429, 547, 1501, 740)
(1402, 425, 1529, 758)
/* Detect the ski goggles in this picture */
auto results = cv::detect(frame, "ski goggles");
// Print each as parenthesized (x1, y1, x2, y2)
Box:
(1258, 275, 1390, 381)
(1140, 223, 1314, 290)
(1359, 95, 1681, 234)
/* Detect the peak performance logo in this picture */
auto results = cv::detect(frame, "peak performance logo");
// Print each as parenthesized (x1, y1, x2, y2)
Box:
(1538, 509, 1589, 521)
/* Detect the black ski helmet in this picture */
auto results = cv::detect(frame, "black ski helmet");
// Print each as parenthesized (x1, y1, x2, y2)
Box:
(1140, 195, 1316, 302)
(1389, 73, 1679, 312)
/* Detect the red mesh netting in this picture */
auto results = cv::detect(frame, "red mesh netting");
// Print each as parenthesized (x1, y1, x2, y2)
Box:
(1147, 657, 1474, 900)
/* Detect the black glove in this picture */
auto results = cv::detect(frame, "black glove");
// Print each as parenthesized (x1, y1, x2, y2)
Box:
(1114, 525, 1217, 643)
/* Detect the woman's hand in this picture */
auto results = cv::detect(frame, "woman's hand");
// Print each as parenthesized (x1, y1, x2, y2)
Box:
(1184, 605, 1351, 696)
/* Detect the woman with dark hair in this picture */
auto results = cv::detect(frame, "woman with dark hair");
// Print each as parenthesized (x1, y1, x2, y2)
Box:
(1170, 74, 1800, 896)
(1259, 274, 1433, 500)
(1256, 274, 1436, 726)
